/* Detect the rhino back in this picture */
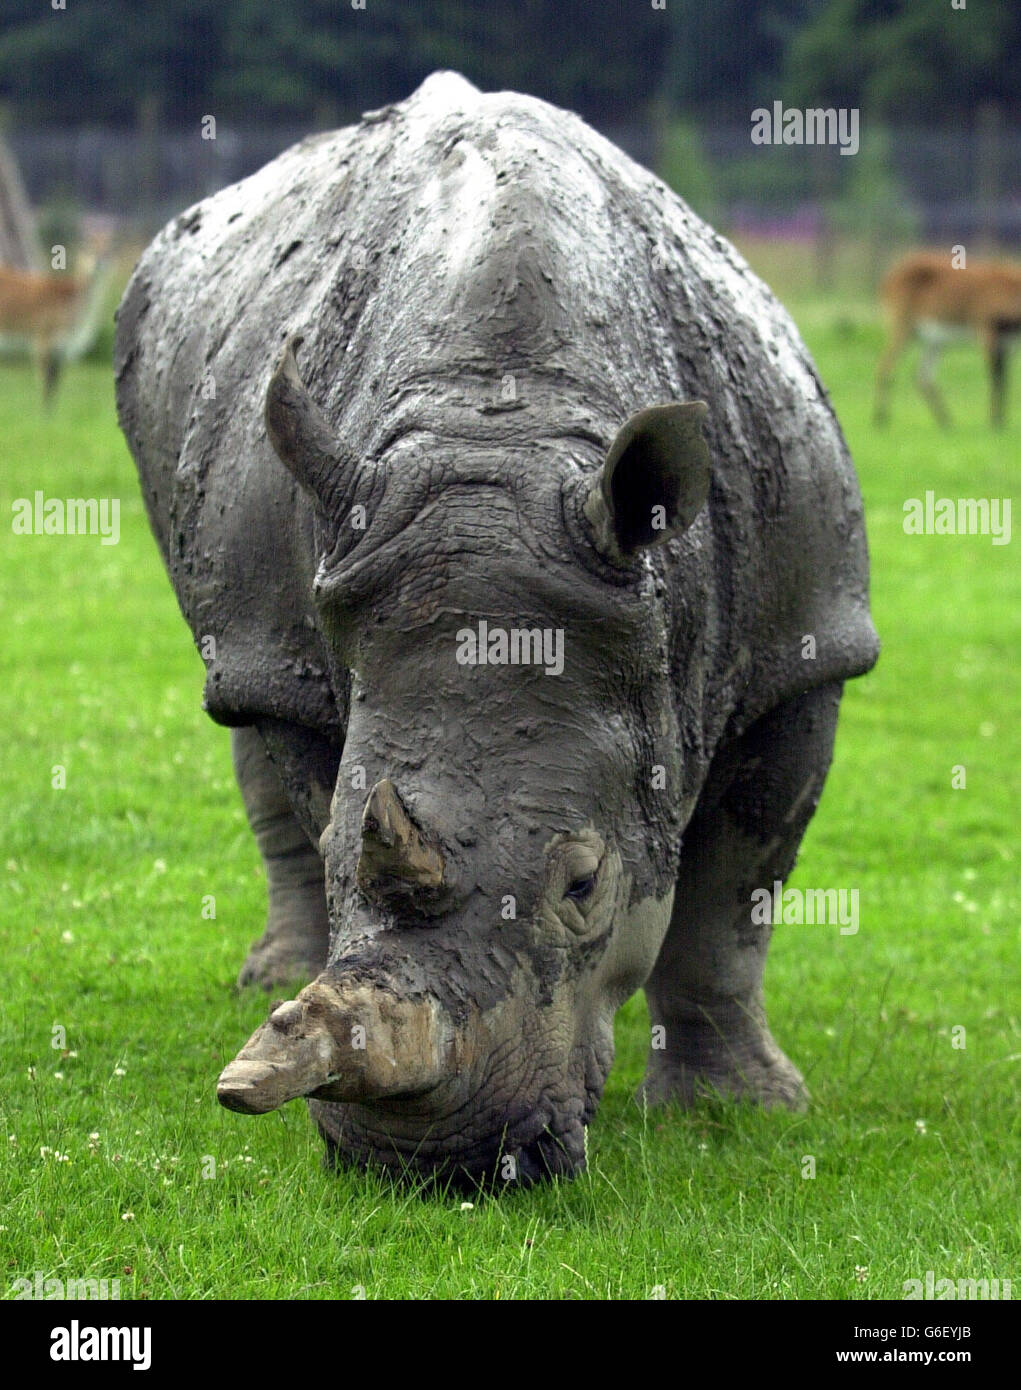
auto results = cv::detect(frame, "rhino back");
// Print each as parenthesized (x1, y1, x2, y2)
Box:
(115, 70, 876, 741)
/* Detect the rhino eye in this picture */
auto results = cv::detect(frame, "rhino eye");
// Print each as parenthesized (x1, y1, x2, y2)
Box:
(565, 873, 597, 902)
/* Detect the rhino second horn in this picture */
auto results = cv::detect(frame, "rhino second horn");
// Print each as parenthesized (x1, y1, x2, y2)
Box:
(264, 336, 359, 515)
(216, 974, 454, 1114)
(357, 778, 445, 894)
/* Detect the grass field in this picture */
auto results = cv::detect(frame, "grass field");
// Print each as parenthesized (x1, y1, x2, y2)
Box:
(0, 270, 1017, 1300)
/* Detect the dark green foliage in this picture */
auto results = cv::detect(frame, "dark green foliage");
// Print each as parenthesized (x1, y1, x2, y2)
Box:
(0, 0, 1013, 131)
(0, 0, 663, 127)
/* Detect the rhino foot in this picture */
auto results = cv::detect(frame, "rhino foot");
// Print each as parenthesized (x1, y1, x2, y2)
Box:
(638, 1027, 808, 1112)
(237, 900, 329, 991)
(230, 726, 331, 991)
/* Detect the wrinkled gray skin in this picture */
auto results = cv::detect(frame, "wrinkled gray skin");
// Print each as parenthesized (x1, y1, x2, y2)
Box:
(115, 73, 878, 1187)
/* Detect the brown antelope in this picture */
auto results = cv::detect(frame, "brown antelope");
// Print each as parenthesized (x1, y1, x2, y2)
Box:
(874, 251, 1021, 429)
(0, 251, 112, 408)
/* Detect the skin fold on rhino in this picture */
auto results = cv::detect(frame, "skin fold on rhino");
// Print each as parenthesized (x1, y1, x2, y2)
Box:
(114, 72, 878, 1187)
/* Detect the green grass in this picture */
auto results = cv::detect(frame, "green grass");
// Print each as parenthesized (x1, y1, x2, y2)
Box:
(0, 276, 1017, 1300)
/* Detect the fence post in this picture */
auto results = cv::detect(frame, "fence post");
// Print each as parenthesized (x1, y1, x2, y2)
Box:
(975, 104, 1003, 256)
(0, 115, 42, 270)
(137, 93, 162, 231)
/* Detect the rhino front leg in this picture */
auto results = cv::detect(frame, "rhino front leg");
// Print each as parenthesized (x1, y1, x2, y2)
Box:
(232, 726, 331, 990)
(641, 682, 844, 1110)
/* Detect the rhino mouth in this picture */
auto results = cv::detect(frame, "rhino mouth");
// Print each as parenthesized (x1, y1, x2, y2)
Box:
(308, 1089, 591, 1190)
(217, 952, 609, 1188)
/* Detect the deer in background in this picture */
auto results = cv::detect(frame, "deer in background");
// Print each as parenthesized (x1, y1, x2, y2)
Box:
(0, 241, 114, 408)
(874, 251, 1021, 429)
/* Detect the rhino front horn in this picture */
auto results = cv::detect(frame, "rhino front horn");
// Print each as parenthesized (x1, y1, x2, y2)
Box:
(264, 336, 360, 515)
(217, 972, 454, 1114)
(356, 778, 444, 894)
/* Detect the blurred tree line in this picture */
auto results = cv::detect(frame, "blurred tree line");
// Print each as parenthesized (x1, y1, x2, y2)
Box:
(0, 0, 1016, 130)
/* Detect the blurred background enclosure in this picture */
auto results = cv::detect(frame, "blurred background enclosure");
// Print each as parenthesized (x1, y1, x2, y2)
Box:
(0, 0, 1018, 336)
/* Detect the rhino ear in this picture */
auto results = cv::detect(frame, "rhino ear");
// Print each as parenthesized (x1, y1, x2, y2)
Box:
(583, 402, 711, 562)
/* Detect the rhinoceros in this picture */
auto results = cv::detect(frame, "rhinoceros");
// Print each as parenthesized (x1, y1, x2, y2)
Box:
(115, 71, 878, 1185)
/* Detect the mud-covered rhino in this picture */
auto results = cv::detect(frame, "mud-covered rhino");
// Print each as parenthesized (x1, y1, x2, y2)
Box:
(115, 72, 878, 1185)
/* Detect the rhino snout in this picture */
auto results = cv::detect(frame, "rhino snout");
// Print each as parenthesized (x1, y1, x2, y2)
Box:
(217, 972, 458, 1114)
